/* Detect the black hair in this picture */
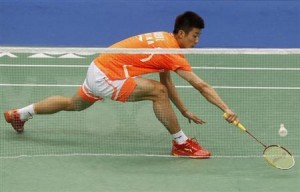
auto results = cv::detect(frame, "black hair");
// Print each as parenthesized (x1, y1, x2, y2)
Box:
(173, 11, 205, 34)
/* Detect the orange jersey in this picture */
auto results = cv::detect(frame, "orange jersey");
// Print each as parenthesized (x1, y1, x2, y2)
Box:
(94, 32, 192, 80)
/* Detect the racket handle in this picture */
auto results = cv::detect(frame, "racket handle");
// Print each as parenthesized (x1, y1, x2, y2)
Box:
(223, 113, 247, 131)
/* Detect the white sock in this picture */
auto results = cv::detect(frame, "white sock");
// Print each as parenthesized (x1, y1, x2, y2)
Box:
(172, 130, 188, 144)
(17, 104, 35, 120)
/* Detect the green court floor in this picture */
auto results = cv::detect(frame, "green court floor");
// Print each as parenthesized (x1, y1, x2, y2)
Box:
(1, 156, 299, 192)
(1, 50, 299, 192)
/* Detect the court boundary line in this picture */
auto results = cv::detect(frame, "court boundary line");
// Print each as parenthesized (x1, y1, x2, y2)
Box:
(2, 153, 298, 159)
(1, 83, 300, 90)
(192, 67, 300, 71)
(0, 64, 88, 67)
(0, 83, 80, 87)
(2, 64, 300, 71)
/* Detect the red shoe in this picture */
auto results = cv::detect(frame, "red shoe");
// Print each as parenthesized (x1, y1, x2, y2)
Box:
(4, 109, 26, 133)
(171, 138, 211, 159)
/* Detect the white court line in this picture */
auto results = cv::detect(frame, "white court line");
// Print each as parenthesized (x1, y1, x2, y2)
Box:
(2, 153, 295, 159)
(0, 153, 174, 159)
(0, 83, 80, 87)
(1, 83, 300, 90)
(0, 64, 87, 67)
(0, 153, 299, 159)
(177, 86, 300, 90)
(193, 67, 300, 71)
(1, 64, 300, 71)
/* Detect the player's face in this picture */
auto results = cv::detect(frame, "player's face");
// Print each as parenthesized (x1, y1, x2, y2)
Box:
(178, 28, 201, 48)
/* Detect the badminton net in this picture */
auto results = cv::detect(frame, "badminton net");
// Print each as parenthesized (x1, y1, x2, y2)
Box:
(0, 47, 299, 158)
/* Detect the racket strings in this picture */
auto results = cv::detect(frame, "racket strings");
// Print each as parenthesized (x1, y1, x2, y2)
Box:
(263, 146, 295, 169)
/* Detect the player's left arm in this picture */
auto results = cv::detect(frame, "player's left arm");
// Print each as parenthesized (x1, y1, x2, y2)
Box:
(159, 71, 205, 124)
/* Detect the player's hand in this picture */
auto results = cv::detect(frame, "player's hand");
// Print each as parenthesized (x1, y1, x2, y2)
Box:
(224, 109, 239, 124)
(182, 111, 206, 124)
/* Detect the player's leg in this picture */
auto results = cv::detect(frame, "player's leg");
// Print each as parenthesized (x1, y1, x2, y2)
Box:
(4, 92, 94, 133)
(127, 77, 181, 135)
(127, 77, 211, 158)
(34, 94, 94, 114)
(4, 62, 101, 133)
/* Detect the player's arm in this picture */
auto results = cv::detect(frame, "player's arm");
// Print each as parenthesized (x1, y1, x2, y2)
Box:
(159, 71, 205, 124)
(175, 69, 238, 123)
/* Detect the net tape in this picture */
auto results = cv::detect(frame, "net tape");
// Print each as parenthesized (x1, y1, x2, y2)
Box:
(1, 47, 300, 55)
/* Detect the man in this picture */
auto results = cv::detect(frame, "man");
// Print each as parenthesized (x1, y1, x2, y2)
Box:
(4, 11, 239, 158)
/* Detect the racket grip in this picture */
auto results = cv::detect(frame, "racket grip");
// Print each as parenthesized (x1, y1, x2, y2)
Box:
(223, 113, 247, 131)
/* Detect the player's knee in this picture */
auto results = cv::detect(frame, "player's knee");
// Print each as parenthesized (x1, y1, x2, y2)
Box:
(65, 99, 83, 111)
(153, 83, 168, 100)
(72, 100, 85, 111)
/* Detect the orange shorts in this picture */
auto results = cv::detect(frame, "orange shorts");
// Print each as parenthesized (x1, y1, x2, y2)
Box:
(78, 62, 137, 103)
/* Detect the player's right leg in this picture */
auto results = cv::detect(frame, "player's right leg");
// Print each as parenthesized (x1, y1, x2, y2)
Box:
(127, 77, 181, 134)
(127, 77, 210, 159)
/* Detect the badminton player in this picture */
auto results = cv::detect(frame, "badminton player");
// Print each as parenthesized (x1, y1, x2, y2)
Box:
(4, 11, 239, 158)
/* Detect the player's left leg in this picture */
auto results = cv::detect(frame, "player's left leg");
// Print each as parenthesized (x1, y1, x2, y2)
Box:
(34, 94, 94, 114)
(4, 92, 95, 133)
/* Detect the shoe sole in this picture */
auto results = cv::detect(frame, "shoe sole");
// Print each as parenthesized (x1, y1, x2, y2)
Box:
(172, 152, 211, 159)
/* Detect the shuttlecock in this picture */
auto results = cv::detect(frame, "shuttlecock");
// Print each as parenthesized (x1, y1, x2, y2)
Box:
(278, 123, 288, 137)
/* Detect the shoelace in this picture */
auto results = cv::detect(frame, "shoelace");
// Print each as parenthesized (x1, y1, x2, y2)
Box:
(27, 112, 33, 120)
(188, 138, 202, 150)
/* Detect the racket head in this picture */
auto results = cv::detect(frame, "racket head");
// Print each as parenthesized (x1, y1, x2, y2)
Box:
(263, 145, 295, 170)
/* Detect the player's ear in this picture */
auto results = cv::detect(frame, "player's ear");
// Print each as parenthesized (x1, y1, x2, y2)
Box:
(177, 30, 186, 39)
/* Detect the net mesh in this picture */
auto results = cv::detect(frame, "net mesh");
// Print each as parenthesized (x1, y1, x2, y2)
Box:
(1, 47, 299, 158)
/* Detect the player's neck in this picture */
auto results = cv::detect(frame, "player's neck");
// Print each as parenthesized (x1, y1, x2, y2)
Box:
(173, 34, 184, 48)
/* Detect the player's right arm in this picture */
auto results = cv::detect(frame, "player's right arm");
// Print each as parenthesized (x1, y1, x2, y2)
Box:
(159, 71, 205, 124)
(175, 69, 239, 123)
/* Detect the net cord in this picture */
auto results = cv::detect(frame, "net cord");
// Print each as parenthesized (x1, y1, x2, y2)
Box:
(1, 47, 300, 54)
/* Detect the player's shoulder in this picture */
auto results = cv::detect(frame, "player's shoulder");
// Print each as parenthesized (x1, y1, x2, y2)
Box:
(136, 31, 172, 37)
(145, 31, 178, 48)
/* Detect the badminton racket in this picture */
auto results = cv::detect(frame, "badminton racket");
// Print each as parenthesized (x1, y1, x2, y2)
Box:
(224, 113, 295, 170)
